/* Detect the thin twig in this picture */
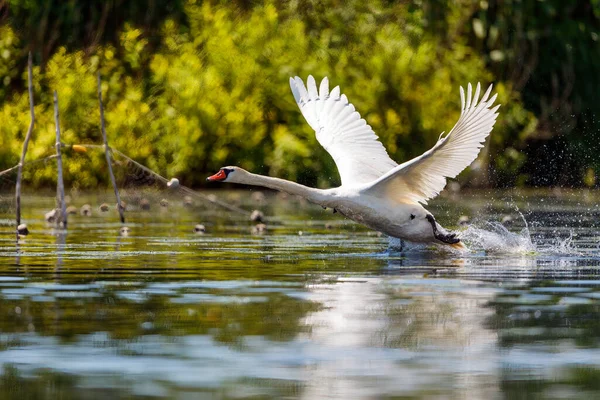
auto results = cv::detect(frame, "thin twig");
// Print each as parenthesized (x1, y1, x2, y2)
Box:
(53, 90, 67, 229)
(15, 52, 35, 239)
(97, 72, 125, 223)
(110, 148, 250, 216)
(48, 143, 250, 216)
(2, 155, 58, 177)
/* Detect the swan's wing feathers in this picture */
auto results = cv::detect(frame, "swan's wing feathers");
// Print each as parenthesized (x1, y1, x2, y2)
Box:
(319, 77, 329, 98)
(364, 83, 499, 204)
(290, 76, 397, 186)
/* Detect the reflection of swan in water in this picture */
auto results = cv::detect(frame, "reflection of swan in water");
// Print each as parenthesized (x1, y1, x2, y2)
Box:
(299, 275, 499, 398)
(208, 76, 499, 249)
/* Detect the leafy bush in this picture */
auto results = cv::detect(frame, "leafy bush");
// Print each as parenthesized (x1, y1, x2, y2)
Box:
(0, 0, 538, 189)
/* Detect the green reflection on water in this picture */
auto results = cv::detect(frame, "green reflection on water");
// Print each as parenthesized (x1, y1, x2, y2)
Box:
(0, 291, 319, 343)
(0, 191, 599, 398)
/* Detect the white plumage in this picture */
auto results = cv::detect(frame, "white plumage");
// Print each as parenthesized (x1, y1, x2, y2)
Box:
(289, 76, 397, 186)
(290, 76, 499, 204)
(209, 75, 500, 249)
(365, 82, 499, 204)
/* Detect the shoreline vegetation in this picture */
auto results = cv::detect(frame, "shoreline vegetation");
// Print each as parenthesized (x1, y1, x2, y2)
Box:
(1, 0, 599, 189)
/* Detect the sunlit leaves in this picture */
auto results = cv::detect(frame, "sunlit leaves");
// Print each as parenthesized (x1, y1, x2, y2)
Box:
(0, 0, 537, 189)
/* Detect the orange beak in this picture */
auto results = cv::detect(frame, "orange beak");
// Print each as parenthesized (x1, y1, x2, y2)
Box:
(207, 170, 227, 182)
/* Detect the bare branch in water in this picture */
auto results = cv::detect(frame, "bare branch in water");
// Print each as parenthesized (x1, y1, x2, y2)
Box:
(15, 52, 35, 239)
(53, 90, 67, 229)
(97, 72, 125, 223)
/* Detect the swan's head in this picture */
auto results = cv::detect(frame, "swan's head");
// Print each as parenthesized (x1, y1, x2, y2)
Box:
(206, 166, 246, 183)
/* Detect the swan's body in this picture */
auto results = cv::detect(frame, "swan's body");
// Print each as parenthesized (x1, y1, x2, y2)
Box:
(208, 76, 500, 249)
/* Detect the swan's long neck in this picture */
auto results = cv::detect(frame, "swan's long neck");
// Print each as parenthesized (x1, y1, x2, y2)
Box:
(241, 173, 330, 205)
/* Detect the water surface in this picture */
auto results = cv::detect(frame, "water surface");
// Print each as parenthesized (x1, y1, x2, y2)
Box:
(1, 189, 600, 399)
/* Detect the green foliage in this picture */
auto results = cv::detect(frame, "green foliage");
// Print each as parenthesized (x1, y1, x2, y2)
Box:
(4, 0, 187, 65)
(472, 0, 600, 186)
(0, 26, 19, 100)
(0, 0, 544, 189)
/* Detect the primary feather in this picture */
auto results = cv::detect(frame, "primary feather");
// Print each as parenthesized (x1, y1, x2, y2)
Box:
(210, 77, 499, 248)
(290, 76, 397, 186)
(364, 82, 500, 204)
(290, 76, 500, 205)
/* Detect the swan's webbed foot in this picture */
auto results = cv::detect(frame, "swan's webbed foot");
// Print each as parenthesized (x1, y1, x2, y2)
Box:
(426, 214, 460, 244)
(436, 231, 460, 244)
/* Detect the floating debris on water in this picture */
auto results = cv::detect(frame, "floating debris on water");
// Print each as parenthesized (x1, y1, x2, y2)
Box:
(140, 199, 150, 210)
(80, 204, 92, 216)
(17, 223, 28, 235)
(160, 199, 169, 208)
(458, 215, 470, 226)
(194, 224, 206, 234)
(119, 226, 130, 236)
(251, 223, 267, 235)
(250, 209, 264, 222)
(66, 205, 77, 215)
(251, 191, 266, 204)
(99, 203, 109, 212)
(45, 209, 58, 223)
(117, 201, 127, 211)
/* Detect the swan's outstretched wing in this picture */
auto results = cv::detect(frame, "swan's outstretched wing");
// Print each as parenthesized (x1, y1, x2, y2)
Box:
(363, 83, 499, 204)
(290, 76, 397, 186)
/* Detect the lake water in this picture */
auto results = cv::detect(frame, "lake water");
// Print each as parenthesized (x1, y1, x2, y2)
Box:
(1, 189, 600, 399)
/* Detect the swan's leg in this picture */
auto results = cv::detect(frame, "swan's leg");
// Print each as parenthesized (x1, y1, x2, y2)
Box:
(387, 236, 404, 252)
(426, 214, 460, 244)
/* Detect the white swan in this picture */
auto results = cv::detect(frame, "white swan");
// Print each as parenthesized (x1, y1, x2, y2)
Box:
(208, 76, 499, 249)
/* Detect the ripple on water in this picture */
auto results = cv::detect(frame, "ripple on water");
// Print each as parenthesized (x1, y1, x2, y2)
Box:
(2, 192, 600, 398)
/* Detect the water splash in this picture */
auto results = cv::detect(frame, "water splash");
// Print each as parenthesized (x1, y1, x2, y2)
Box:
(388, 221, 580, 257)
(459, 221, 536, 254)
(535, 230, 580, 256)
(459, 202, 580, 255)
(386, 223, 535, 255)
(456, 202, 535, 254)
